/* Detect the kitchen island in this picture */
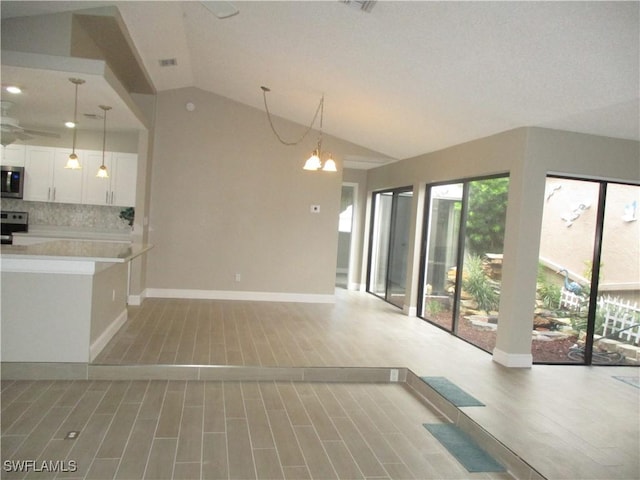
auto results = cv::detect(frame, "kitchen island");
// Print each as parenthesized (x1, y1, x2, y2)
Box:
(1, 240, 152, 363)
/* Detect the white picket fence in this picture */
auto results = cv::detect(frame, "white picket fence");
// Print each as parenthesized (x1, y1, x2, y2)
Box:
(559, 288, 585, 312)
(599, 296, 640, 346)
(560, 289, 640, 346)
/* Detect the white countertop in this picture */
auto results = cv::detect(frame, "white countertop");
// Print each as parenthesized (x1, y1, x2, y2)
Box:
(14, 225, 132, 242)
(1, 240, 152, 263)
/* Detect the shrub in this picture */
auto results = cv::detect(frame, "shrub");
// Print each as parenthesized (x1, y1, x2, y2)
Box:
(463, 255, 499, 314)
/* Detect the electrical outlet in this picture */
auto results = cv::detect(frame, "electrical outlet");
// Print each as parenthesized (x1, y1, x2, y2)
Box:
(235, 273, 242, 282)
(389, 369, 399, 382)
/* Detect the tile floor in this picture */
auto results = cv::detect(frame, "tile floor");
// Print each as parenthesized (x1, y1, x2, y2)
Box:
(1, 379, 515, 480)
(2, 289, 639, 479)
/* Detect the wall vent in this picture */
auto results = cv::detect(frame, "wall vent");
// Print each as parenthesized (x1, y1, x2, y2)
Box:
(159, 58, 178, 67)
(341, 0, 377, 13)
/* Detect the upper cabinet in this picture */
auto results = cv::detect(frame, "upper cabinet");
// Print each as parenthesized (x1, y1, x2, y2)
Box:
(16, 144, 136, 207)
(0, 144, 26, 166)
(82, 150, 137, 207)
(24, 146, 83, 203)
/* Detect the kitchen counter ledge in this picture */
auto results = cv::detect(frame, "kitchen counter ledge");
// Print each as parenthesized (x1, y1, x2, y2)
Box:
(1, 240, 152, 264)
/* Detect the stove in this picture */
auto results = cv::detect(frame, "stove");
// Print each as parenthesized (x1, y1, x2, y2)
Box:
(1, 211, 28, 244)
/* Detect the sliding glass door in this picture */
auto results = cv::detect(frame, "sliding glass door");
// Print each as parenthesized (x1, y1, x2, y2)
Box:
(534, 177, 639, 365)
(419, 176, 509, 354)
(368, 188, 413, 308)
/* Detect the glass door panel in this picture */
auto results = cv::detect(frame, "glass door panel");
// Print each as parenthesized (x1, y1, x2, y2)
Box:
(533, 177, 599, 363)
(593, 183, 640, 365)
(457, 177, 509, 353)
(369, 192, 393, 299)
(387, 191, 413, 308)
(368, 188, 413, 307)
(421, 184, 463, 330)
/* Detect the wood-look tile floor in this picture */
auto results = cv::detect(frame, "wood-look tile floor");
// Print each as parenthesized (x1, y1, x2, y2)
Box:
(4, 290, 639, 479)
(0, 379, 512, 480)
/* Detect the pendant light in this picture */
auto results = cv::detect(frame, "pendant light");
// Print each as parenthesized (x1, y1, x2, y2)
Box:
(65, 78, 85, 169)
(96, 105, 111, 178)
(261, 86, 338, 172)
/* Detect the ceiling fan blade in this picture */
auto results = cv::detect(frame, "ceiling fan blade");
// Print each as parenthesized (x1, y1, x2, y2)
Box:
(200, 1, 239, 19)
(1, 130, 32, 147)
(23, 128, 60, 138)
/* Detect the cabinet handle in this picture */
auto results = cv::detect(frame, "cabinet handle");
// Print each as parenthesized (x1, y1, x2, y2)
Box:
(111, 191, 114, 204)
(53, 187, 56, 201)
(48, 187, 51, 201)
(106, 191, 109, 204)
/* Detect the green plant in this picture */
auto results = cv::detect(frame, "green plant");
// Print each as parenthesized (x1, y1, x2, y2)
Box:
(462, 254, 499, 314)
(466, 178, 509, 256)
(537, 263, 561, 308)
(119, 207, 135, 227)
(426, 300, 444, 316)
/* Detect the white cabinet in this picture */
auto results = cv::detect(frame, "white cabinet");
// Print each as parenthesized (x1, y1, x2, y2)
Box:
(0, 144, 26, 166)
(82, 150, 137, 207)
(111, 152, 137, 207)
(23, 146, 83, 203)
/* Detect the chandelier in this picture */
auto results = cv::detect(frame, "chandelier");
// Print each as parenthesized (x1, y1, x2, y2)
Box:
(261, 86, 337, 172)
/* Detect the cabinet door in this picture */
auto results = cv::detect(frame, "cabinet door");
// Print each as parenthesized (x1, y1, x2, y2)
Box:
(24, 146, 55, 202)
(52, 149, 83, 203)
(111, 152, 137, 207)
(82, 150, 112, 205)
(1, 144, 26, 166)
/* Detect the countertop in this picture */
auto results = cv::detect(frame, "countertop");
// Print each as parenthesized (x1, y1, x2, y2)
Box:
(13, 225, 132, 242)
(1, 240, 152, 263)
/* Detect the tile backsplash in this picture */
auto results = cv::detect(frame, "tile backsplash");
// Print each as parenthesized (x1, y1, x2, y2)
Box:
(1, 199, 132, 232)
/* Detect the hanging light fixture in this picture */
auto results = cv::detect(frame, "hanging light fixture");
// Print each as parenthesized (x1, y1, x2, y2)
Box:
(261, 86, 337, 172)
(65, 78, 85, 169)
(96, 105, 111, 178)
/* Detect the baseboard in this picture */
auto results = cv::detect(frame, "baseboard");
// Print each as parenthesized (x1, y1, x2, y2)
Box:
(128, 291, 146, 306)
(89, 309, 128, 362)
(403, 304, 418, 317)
(492, 348, 533, 368)
(144, 288, 335, 304)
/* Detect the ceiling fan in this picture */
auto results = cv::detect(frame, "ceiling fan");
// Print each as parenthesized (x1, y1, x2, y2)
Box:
(1, 100, 60, 147)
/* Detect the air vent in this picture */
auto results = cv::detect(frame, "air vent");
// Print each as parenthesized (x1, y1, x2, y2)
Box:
(159, 58, 178, 67)
(341, 0, 376, 13)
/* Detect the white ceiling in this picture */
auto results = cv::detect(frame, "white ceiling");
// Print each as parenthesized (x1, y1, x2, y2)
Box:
(2, 1, 639, 162)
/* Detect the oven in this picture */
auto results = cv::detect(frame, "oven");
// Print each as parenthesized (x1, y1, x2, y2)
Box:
(1, 211, 28, 244)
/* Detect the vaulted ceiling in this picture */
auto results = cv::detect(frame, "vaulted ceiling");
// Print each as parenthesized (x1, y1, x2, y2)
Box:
(2, 1, 639, 163)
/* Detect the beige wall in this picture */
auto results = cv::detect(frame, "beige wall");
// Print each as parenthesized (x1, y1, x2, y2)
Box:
(145, 87, 384, 297)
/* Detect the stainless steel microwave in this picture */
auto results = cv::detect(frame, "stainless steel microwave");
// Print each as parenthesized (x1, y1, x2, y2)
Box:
(1, 166, 25, 199)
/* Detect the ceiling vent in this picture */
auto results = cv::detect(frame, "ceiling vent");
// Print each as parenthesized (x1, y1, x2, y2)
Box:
(159, 58, 178, 67)
(341, 0, 376, 13)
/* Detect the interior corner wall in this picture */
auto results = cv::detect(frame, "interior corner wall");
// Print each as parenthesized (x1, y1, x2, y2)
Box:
(146, 87, 383, 298)
(363, 128, 528, 312)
